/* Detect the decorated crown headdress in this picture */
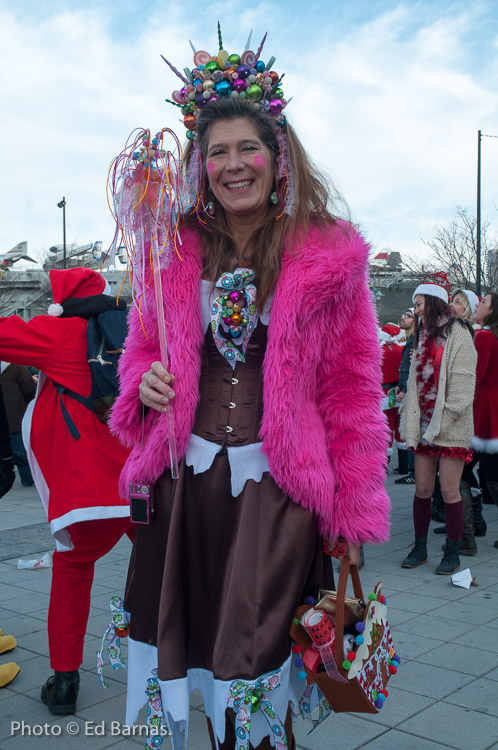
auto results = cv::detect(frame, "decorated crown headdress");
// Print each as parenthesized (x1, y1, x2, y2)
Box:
(162, 24, 288, 137)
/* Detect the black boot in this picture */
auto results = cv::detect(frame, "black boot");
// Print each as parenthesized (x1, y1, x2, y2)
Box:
(460, 482, 477, 555)
(401, 536, 427, 568)
(431, 476, 445, 522)
(435, 539, 460, 575)
(41, 670, 80, 714)
(396, 449, 409, 475)
(472, 492, 487, 537)
(433, 525, 446, 534)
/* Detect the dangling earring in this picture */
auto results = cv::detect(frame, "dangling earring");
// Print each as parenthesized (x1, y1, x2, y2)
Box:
(270, 191, 279, 205)
(206, 201, 215, 217)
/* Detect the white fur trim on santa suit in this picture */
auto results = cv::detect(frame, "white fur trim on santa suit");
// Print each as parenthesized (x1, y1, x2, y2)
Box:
(21, 371, 130, 552)
(470, 436, 498, 454)
(413, 284, 449, 303)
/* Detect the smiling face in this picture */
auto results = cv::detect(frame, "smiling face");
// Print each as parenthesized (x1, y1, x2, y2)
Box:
(205, 117, 275, 225)
(413, 294, 425, 322)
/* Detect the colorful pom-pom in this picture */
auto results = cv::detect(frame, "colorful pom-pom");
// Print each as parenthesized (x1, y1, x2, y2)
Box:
(355, 622, 365, 633)
(355, 635, 364, 645)
(292, 644, 301, 654)
(342, 659, 351, 670)
(295, 657, 304, 668)
(375, 698, 384, 709)
(379, 689, 389, 697)
(392, 654, 401, 664)
(372, 689, 378, 700)
(379, 595, 386, 604)
(389, 664, 397, 675)
(368, 593, 377, 601)
(293, 617, 300, 626)
(306, 596, 315, 606)
(347, 651, 356, 662)
(298, 670, 307, 680)
(377, 693, 386, 703)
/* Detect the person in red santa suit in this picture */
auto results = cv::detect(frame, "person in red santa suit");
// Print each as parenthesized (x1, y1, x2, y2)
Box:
(472, 291, 498, 544)
(379, 323, 405, 469)
(0, 267, 134, 714)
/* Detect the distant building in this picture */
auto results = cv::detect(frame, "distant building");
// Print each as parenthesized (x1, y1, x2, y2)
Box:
(0, 240, 131, 319)
(369, 251, 404, 273)
(369, 250, 422, 324)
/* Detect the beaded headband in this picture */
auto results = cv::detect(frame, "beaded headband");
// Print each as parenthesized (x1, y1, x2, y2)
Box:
(162, 24, 288, 138)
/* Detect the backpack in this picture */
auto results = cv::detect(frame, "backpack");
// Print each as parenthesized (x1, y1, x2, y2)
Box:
(52, 308, 128, 439)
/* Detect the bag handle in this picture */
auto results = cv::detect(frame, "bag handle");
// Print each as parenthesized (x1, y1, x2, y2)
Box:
(333, 556, 365, 668)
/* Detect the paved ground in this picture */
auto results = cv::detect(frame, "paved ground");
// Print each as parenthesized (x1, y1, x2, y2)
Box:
(0, 469, 498, 749)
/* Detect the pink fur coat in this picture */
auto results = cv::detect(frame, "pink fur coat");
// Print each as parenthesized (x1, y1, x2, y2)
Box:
(110, 222, 390, 544)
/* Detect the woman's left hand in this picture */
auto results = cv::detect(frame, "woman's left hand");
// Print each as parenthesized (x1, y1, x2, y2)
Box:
(326, 538, 360, 565)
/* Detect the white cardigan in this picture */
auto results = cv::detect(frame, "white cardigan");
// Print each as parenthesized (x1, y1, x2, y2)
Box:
(400, 321, 477, 449)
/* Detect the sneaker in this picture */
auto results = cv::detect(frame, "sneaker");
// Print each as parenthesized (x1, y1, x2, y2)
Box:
(395, 474, 415, 484)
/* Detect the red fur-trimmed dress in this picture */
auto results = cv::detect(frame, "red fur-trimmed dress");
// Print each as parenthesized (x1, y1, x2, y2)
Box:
(471, 327, 498, 454)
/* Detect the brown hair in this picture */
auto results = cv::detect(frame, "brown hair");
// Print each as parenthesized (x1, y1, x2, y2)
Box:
(415, 295, 472, 347)
(483, 291, 498, 339)
(182, 98, 346, 309)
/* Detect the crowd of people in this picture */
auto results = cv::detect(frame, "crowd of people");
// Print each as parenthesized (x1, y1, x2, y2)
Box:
(379, 283, 498, 575)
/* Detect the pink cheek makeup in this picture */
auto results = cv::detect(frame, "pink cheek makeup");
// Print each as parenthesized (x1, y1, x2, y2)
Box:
(207, 161, 215, 175)
(253, 154, 267, 169)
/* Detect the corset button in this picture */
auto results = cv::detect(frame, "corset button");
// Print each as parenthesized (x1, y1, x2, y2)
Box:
(229, 402, 236, 409)
(226, 425, 233, 433)
(231, 378, 238, 385)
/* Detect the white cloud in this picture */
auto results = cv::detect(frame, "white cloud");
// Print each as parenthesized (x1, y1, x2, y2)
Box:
(1, 0, 498, 264)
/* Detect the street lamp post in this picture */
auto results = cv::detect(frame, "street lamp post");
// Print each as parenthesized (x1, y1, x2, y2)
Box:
(57, 197, 67, 269)
(477, 131, 481, 297)
(476, 131, 498, 297)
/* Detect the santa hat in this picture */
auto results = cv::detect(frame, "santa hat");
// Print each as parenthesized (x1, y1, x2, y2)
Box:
(48, 268, 111, 316)
(461, 289, 481, 315)
(413, 271, 450, 304)
(378, 323, 404, 344)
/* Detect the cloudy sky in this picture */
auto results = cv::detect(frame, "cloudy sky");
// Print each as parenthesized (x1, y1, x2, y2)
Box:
(2, 0, 498, 265)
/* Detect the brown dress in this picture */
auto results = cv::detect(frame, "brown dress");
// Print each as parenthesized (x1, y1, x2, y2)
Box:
(124, 322, 334, 749)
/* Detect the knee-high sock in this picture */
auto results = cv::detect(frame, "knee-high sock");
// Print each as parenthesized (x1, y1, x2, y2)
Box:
(444, 500, 464, 541)
(413, 495, 432, 537)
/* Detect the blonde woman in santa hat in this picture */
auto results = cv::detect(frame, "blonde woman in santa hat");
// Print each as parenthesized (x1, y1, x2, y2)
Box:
(0, 268, 133, 713)
(400, 273, 477, 574)
(472, 292, 498, 546)
(450, 289, 481, 328)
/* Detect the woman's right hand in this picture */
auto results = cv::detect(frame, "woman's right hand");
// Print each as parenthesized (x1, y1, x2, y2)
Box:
(139, 361, 175, 412)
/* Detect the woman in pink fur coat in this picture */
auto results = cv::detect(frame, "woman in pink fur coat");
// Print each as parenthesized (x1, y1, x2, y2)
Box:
(110, 97, 390, 749)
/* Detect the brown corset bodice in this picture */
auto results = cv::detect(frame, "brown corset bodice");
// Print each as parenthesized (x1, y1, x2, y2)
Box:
(192, 322, 267, 447)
